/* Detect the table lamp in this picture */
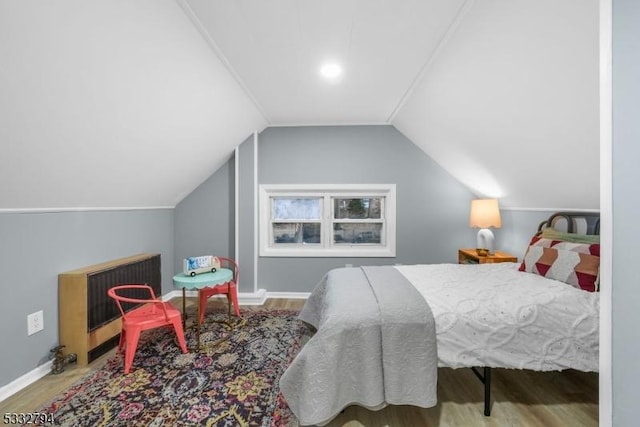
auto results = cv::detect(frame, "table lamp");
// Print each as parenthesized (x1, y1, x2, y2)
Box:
(469, 199, 502, 256)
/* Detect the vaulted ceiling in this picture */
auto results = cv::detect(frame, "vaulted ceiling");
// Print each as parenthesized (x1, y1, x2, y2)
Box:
(0, 0, 599, 210)
(181, 0, 467, 125)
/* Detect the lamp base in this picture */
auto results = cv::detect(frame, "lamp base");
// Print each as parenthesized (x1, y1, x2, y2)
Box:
(476, 228, 495, 255)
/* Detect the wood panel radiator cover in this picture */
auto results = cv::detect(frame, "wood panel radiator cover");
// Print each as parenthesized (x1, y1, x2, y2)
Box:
(58, 253, 161, 365)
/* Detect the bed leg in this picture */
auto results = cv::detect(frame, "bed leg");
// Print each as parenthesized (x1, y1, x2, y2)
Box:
(483, 367, 491, 416)
(470, 366, 492, 416)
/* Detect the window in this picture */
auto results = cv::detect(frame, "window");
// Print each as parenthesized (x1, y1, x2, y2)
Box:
(259, 184, 396, 257)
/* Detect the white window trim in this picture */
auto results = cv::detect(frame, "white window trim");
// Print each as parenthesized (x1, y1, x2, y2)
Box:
(259, 184, 396, 257)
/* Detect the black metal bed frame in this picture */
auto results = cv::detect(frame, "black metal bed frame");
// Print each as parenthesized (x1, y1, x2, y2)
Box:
(536, 211, 600, 235)
(469, 211, 600, 416)
(472, 367, 492, 415)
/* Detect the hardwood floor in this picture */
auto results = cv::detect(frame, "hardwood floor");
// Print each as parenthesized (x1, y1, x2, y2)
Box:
(0, 298, 598, 426)
(326, 368, 597, 427)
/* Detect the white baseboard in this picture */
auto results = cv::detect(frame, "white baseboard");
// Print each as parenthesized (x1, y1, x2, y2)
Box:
(0, 360, 52, 403)
(265, 291, 311, 300)
(238, 289, 268, 305)
(0, 289, 309, 403)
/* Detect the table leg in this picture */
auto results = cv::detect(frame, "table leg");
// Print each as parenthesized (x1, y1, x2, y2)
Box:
(196, 290, 201, 350)
(227, 281, 232, 324)
(182, 288, 186, 327)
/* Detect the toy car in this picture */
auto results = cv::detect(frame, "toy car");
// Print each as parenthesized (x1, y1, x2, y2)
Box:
(183, 255, 220, 277)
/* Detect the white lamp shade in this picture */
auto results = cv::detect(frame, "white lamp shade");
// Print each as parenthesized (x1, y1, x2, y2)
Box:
(469, 199, 502, 229)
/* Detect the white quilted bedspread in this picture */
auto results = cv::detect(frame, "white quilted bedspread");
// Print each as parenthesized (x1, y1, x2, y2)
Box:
(395, 263, 599, 372)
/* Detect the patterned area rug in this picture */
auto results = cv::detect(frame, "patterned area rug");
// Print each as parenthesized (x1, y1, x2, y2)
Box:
(37, 309, 308, 426)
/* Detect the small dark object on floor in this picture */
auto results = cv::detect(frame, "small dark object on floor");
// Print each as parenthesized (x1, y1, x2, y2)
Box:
(50, 345, 77, 375)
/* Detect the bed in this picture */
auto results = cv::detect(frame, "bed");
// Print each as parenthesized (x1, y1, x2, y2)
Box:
(279, 211, 600, 426)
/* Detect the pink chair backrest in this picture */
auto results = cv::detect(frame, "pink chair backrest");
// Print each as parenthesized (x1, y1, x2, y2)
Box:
(218, 257, 239, 284)
(107, 284, 169, 319)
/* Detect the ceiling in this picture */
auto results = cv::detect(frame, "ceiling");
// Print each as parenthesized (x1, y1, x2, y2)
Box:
(183, 0, 600, 209)
(181, 0, 468, 125)
(0, 0, 599, 210)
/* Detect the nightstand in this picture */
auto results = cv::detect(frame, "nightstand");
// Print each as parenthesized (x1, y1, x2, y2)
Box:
(458, 248, 518, 265)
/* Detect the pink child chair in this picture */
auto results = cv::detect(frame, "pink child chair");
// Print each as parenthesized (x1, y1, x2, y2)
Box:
(108, 284, 188, 374)
(198, 257, 240, 325)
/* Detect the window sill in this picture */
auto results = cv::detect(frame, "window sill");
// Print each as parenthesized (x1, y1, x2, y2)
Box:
(259, 246, 396, 258)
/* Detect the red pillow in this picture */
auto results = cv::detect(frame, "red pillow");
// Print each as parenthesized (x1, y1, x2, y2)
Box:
(519, 236, 600, 292)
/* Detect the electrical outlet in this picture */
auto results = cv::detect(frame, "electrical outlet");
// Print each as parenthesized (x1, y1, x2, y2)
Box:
(27, 310, 44, 335)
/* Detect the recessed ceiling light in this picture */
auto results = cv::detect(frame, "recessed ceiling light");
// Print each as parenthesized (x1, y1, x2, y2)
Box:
(319, 63, 343, 81)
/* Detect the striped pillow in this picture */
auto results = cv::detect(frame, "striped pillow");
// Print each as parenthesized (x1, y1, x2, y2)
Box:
(539, 227, 600, 245)
(519, 236, 600, 292)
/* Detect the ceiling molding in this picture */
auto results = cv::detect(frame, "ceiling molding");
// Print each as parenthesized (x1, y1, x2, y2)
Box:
(0, 207, 176, 214)
(175, 0, 271, 124)
(267, 121, 391, 128)
(501, 207, 600, 213)
(387, 0, 476, 123)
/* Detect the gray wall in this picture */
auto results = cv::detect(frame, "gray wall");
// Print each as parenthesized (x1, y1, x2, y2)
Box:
(237, 134, 257, 293)
(174, 153, 236, 275)
(0, 209, 174, 388)
(499, 209, 559, 259)
(256, 127, 560, 292)
(177, 125, 565, 295)
(612, 0, 639, 424)
(255, 126, 472, 292)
